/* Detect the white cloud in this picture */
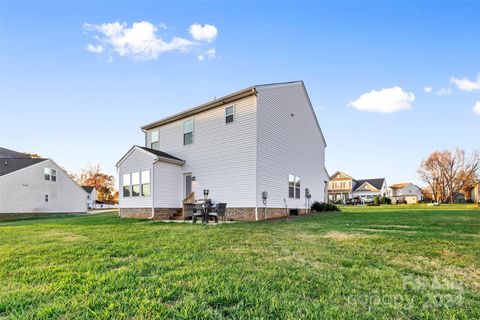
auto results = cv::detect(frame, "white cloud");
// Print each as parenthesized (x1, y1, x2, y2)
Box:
(83, 21, 195, 61)
(349, 87, 414, 113)
(450, 74, 480, 91)
(424, 86, 432, 93)
(189, 23, 218, 42)
(436, 87, 452, 96)
(197, 48, 217, 61)
(86, 44, 104, 53)
(473, 101, 480, 116)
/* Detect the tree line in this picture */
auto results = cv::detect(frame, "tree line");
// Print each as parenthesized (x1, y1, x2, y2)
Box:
(418, 148, 479, 203)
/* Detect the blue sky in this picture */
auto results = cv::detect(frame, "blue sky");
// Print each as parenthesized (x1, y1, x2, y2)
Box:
(1, 1, 479, 187)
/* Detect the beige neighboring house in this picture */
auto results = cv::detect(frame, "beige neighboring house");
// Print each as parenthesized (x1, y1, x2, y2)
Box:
(116, 81, 329, 221)
(469, 182, 479, 203)
(389, 183, 423, 204)
(0, 147, 88, 218)
(327, 171, 388, 203)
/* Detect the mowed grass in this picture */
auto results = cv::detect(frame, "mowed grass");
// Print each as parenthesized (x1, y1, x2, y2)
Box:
(0, 205, 479, 319)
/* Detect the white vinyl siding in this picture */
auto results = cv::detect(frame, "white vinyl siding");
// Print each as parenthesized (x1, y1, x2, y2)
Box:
(118, 149, 153, 208)
(146, 95, 257, 208)
(153, 162, 183, 208)
(0, 159, 87, 214)
(256, 83, 328, 209)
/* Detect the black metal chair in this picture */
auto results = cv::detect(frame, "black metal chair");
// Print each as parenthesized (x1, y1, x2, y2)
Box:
(183, 204, 195, 222)
(214, 203, 227, 222)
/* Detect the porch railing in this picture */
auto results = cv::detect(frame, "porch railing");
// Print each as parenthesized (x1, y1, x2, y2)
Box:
(183, 192, 195, 204)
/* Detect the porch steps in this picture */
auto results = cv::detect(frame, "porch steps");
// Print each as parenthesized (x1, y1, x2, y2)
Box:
(169, 209, 184, 221)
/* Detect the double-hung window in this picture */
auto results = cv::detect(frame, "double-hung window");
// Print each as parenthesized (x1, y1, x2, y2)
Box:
(225, 105, 234, 124)
(123, 173, 131, 197)
(131, 172, 140, 197)
(141, 170, 150, 196)
(183, 119, 193, 145)
(44, 168, 56, 182)
(288, 174, 301, 199)
(151, 130, 159, 150)
(44, 168, 51, 181)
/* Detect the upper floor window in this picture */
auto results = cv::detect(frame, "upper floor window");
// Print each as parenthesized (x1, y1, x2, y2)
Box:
(141, 170, 150, 196)
(183, 119, 193, 145)
(151, 130, 159, 150)
(131, 172, 140, 197)
(226, 105, 235, 124)
(289, 174, 301, 199)
(122, 173, 131, 197)
(44, 168, 56, 182)
(45, 194, 49, 202)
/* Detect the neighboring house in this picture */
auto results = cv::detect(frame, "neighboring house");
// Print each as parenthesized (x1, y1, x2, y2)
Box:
(328, 171, 388, 203)
(82, 186, 98, 209)
(116, 81, 329, 221)
(81, 186, 118, 209)
(0, 147, 88, 218)
(470, 182, 479, 203)
(389, 183, 423, 204)
(454, 192, 466, 204)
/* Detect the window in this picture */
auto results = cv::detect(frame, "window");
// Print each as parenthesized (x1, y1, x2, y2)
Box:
(183, 119, 193, 145)
(44, 168, 57, 182)
(131, 172, 140, 197)
(45, 194, 49, 202)
(141, 170, 150, 196)
(151, 130, 159, 150)
(123, 173, 131, 197)
(289, 174, 301, 199)
(226, 105, 234, 124)
(44, 168, 51, 181)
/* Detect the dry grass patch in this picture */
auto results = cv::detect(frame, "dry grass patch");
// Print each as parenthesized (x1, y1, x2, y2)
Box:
(318, 231, 375, 241)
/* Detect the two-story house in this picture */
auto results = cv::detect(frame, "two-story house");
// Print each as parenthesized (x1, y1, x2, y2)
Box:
(389, 183, 423, 204)
(116, 81, 329, 221)
(327, 171, 387, 203)
(0, 147, 88, 219)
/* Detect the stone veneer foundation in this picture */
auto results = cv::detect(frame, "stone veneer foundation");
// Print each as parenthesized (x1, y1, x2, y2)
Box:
(119, 207, 178, 220)
(120, 207, 310, 221)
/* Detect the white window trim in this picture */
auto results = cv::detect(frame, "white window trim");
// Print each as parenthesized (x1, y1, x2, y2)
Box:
(122, 171, 151, 198)
(225, 105, 235, 124)
(288, 174, 301, 199)
(183, 119, 194, 145)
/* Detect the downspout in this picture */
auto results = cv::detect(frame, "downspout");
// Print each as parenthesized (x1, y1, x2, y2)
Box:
(142, 128, 147, 147)
(150, 158, 157, 219)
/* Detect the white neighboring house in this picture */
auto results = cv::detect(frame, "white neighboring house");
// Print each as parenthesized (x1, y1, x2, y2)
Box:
(82, 186, 119, 210)
(0, 147, 88, 218)
(82, 186, 98, 209)
(116, 81, 329, 221)
(389, 183, 423, 204)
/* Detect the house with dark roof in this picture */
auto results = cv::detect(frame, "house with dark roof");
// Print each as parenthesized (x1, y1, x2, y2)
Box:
(389, 182, 423, 204)
(0, 147, 88, 218)
(116, 81, 329, 220)
(328, 171, 387, 203)
(81, 186, 98, 209)
(81, 186, 119, 210)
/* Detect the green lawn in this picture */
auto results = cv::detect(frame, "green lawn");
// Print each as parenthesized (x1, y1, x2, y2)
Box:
(1, 205, 479, 319)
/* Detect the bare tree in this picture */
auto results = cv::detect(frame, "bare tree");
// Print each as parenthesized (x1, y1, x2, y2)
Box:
(418, 148, 480, 203)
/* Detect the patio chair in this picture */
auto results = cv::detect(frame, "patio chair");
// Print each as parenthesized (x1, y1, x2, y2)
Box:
(184, 204, 203, 223)
(215, 203, 227, 222)
(183, 203, 195, 222)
